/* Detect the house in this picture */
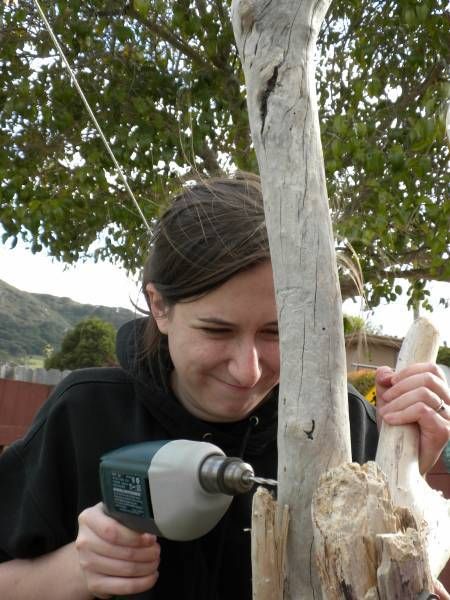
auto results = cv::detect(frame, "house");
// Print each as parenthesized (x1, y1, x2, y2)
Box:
(345, 332, 450, 386)
(345, 333, 402, 372)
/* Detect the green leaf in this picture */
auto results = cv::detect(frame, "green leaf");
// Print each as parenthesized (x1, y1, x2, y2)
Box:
(332, 115, 347, 135)
(133, 0, 150, 18)
(367, 77, 382, 97)
(415, 4, 430, 22)
(403, 8, 417, 25)
(114, 24, 134, 43)
(388, 145, 405, 172)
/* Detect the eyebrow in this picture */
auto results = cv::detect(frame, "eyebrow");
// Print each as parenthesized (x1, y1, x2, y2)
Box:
(196, 317, 278, 328)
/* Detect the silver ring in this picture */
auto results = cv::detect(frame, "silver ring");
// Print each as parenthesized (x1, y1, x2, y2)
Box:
(435, 398, 446, 412)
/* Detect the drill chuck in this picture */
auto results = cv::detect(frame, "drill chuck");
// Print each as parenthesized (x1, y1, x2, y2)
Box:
(199, 455, 255, 495)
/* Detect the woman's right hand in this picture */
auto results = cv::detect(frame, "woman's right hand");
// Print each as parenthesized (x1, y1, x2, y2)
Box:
(75, 502, 160, 599)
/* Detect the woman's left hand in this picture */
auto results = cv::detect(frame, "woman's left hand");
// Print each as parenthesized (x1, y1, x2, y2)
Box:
(376, 362, 450, 474)
(434, 578, 450, 600)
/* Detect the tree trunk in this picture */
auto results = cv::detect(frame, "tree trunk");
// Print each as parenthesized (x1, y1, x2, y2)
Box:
(231, 1, 351, 598)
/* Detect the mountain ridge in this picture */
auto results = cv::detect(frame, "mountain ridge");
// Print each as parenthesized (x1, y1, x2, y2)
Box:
(0, 278, 136, 359)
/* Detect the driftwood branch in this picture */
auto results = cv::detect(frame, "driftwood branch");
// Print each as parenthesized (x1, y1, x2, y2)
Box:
(312, 318, 450, 598)
(251, 488, 289, 600)
(231, 0, 351, 597)
(376, 318, 450, 579)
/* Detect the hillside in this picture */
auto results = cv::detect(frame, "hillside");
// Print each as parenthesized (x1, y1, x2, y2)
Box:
(0, 279, 136, 359)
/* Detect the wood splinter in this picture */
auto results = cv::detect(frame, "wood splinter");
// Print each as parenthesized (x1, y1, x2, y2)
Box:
(251, 487, 289, 600)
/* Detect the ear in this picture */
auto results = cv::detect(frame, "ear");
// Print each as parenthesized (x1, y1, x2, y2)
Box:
(145, 283, 169, 334)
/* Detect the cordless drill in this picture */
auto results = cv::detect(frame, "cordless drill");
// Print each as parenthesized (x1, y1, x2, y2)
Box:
(100, 439, 277, 541)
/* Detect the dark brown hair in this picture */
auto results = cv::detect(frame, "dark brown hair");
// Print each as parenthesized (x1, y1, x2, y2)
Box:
(141, 171, 270, 380)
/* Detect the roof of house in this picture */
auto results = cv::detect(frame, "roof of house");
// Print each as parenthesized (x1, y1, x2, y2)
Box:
(345, 333, 403, 350)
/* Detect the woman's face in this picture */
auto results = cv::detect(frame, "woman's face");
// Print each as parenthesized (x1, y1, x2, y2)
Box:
(147, 261, 280, 422)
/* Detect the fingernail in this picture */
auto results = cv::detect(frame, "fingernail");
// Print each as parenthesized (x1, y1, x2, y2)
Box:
(379, 369, 394, 382)
(379, 366, 393, 374)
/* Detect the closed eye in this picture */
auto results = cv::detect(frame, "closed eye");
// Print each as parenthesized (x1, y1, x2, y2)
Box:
(198, 327, 232, 334)
(262, 330, 279, 337)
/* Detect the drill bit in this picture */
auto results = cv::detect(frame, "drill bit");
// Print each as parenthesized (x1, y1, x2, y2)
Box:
(247, 475, 278, 487)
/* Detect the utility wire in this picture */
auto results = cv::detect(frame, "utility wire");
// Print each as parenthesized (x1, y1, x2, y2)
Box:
(32, 0, 151, 233)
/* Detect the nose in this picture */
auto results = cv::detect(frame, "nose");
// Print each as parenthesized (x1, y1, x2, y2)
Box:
(228, 339, 262, 387)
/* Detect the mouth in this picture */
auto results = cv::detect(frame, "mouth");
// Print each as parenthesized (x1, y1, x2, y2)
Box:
(213, 377, 255, 392)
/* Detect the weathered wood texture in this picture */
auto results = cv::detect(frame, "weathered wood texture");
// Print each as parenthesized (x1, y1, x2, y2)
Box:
(312, 461, 432, 599)
(376, 532, 433, 600)
(251, 488, 289, 600)
(231, 1, 351, 597)
(312, 318, 450, 598)
(376, 318, 450, 578)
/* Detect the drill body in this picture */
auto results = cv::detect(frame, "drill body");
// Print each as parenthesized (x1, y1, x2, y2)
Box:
(100, 439, 257, 541)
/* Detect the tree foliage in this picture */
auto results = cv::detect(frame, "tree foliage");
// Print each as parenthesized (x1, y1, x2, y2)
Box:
(437, 345, 450, 367)
(1, 1, 449, 307)
(44, 317, 117, 369)
(343, 314, 366, 335)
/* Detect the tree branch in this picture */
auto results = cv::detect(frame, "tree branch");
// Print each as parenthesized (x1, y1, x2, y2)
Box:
(126, 5, 213, 72)
(340, 262, 450, 301)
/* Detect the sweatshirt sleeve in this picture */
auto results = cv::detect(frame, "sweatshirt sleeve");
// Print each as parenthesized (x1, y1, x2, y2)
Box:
(348, 384, 379, 463)
(0, 398, 79, 561)
(0, 371, 104, 562)
(0, 368, 136, 563)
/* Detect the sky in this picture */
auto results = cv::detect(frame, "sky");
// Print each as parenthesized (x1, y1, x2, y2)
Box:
(0, 240, 144, 314)
(1, 238, 449, 345)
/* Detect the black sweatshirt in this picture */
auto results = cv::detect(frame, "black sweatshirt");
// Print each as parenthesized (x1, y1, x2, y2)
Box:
(0, 319, 378, 599)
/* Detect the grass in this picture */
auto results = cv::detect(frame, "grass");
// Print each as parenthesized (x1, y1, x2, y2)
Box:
(0, 355, 45, 368)
(25, 355, 45, 368)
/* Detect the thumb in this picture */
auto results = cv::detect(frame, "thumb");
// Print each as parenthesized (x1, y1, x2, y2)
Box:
(434, 579, 450, 600)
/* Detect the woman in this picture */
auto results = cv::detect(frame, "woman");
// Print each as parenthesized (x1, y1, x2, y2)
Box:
(0, 173, 449, 599)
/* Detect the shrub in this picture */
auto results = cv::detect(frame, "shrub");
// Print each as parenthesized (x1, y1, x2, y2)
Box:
(45, 317, 117, 370)
(437, 346, 450, 367)
(343, 314, 365, 335)
(347, 369, 377, 405)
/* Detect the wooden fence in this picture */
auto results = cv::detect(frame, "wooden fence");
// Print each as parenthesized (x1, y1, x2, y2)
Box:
(0, 363, 69, 448)
(0, 378, 53, 447)
(0, 362, 70, 386)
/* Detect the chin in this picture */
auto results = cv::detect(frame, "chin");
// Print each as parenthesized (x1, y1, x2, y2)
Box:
(219, 404, 259, 422)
